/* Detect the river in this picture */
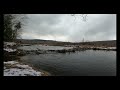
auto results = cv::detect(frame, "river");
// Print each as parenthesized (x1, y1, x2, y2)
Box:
(19, 45, 116, 76)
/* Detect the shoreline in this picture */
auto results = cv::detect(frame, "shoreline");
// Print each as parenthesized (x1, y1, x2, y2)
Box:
(17, 45, 116, 55)
(18, 60, 51, 76)
(4, 60, 51, 76)
(4, 42, 51, 76)
(4, 41, 116, 76)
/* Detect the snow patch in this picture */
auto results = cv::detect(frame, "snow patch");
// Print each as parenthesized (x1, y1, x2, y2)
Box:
(4, 42, 17, 52)
(4, 48, 17, 52)
(16, 64, 32, 69)
(4, 61, 18, 64)
(4, 68, 41, 76)
(4, 42, 16, 46)
(4, 61, 41, 76)
(108, 47, 116, 49)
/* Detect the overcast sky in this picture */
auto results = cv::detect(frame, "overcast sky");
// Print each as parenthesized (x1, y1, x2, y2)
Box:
(21, 14, 116, 42)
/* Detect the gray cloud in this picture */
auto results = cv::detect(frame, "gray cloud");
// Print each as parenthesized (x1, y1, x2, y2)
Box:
(21, 14, 116, 42)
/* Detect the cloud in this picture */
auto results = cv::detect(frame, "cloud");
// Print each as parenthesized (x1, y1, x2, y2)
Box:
(21, 14, 116, 42)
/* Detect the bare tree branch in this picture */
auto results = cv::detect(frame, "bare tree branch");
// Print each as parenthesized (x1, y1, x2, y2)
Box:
(71, 14, 88, 22)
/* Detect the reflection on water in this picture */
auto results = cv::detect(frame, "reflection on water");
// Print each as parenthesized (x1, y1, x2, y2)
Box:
(20, 50, 116, 76)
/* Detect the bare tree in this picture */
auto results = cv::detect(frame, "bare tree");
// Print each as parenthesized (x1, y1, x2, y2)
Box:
(71, 14, 88, 22)
(80, 14, 88, 21)
(4, 14, 27, 41)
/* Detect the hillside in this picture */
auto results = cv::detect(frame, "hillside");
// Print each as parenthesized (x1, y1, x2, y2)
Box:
(15, 39, 116, 47)
(78, 40, 116, 47)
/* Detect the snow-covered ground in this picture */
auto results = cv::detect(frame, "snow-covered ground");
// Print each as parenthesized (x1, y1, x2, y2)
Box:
(107, 47, 116, 49)
(3, 42, 48, 76)
(4, 61, 42, 76)
(4, 42, 17, 52)
(94, 47, 116, 50)
(4, 48, 17, 52)
(18, 45, 73, 51)
(4, 42, 16, 46)
(4, 61, 18, 64)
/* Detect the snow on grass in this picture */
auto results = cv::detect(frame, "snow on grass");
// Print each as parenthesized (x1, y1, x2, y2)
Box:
(4, 61, 18, 64)
(108, 47, 116, 49)
(4, 61, 41, 76)
(4, 42, 17, 52)
(4, 42, 16, 46)
(16, 64, 32, 69)
(4, 48, 17, 52)
(4, 68, 41, 76)
(18, 45, 73, 51)
(96, 47, 116, 50)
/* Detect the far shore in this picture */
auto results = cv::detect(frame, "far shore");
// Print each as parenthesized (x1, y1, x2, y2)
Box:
(17, 44, 116, 55)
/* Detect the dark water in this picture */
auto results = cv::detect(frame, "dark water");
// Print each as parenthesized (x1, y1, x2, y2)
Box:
(20, 50, 116, 76)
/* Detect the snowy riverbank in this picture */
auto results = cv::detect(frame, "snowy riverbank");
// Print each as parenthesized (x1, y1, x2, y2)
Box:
(4, 61, 42, 76)
(4, 41, 116, 76)
(3, 42, 48, 76)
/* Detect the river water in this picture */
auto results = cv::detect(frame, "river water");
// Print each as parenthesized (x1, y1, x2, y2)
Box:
(19, 45, 116, 76)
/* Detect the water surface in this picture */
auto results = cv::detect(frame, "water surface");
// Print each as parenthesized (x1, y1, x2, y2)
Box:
(20, 50, 116, 76)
